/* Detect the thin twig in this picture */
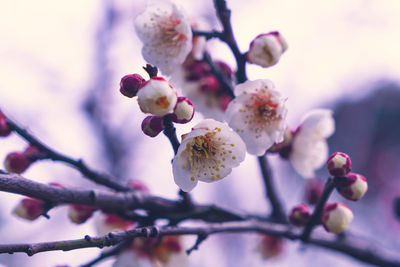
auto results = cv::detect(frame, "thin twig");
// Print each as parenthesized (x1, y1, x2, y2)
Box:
(301, 178, 336, 241)
(258, 155, 287, 223)
(6, 119, 131, 192)
(192, 30, 223, 40)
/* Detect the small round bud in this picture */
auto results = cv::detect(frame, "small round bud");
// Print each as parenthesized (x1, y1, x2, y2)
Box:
(23, 145, 46, 162)
(0, 111, 11, 137)
(327, 152, 352, 177)
(304, 178, 324, 205)
(257, 234, 284, 259)
(120, 74, 145, 98)
(288, 204, 311, 226)
(321, 202, 354, 234)
(13, 198, 45, 221)
(137, 77, 178, 116)
(68, 204, 97, 224)
(184, 61, 210, 81)
(141, 116, 165, 137)
(214, 60, 234, 77)
(4, 152, 31, 174)
(246, 31, 288, 68)
(169, 97, 195, 124)
(336, 173, 368, 201)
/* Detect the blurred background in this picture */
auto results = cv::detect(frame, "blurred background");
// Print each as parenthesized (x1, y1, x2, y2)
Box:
(0, 0, 400, 266)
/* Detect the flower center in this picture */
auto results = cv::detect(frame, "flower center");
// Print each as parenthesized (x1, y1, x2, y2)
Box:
(161, 15, 187, 45)
(156, 96, 170, 109)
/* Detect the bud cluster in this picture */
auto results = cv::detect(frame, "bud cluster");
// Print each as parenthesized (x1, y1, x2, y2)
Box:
(120, 74, 195, 137)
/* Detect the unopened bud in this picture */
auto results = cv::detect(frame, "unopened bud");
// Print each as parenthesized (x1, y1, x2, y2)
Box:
(23, 145, 45, 161)
(257, 234, 284, 259)
(0, 111, 11, 137)
(335, 173, 368, 201)
(218, 93, 233, 111)
(141, 116, 165, 137)
(321, 202, 353, 234)
(137, 77, 178, 116)
(120, 74, 145, 98)
(327, 152, 352, 177)
(127, 179, 150, 193)
(184, 62, 210, 81)
(246, 31, 288, 68)
(13, 198, 45, 221)
(4, 152, 31, 174)
(288, 204, 311, 226)
(169, 97, 195, 124)
(214, 60, 234, 77)
(68, 204, 97, 224)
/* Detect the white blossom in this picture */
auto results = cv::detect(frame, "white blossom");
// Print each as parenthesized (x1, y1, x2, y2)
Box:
(289, 109, 335, 178)
(225, 79, 287, 156)
(173, 119, 246, 192)
(137, 77, 178, 116)
(134, 0, 192, 75)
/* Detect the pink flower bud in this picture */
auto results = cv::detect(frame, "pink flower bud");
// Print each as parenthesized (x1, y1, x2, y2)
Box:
(0, 111, 11, 137)
(327, 152, 352, 177)
(288, 204, 311, 226)
(120, 74, 145, 98)
(169, 97, 195, 124)
(184, 61, 210, 81)
(246, 31, 288, 68)
(23, 145, 45, 161)
(336, 173, 368, 201)
(321, 202, 353, 234)
(257, 234, 284, 259)
(13, 198, 45, 221)
(68, 204, 97, 224)
(4, 152, 31, 174)
(214, 60, 234, 77)
(304, 179, 324, 205)
(137, 77, 178, 116)
(141, 116, 165, 137)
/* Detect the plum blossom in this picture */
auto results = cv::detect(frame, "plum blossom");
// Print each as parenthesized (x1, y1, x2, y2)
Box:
(134, 0, 192, 75)
(225, 79, 287, 156)
(137, 77, 178, 116)
(172, 119, 246, 192)
(289, 109, 335, 178)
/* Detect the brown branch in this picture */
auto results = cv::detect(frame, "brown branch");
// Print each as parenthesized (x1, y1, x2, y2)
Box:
(0, 172, 245, 222)
(258, 155, 287, 223)
(5, 118, 131, 192)
(0, 221, 399, 267)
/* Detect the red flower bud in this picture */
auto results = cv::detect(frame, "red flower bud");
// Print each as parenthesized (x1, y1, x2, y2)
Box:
(321, 202, 353, 234)
(0, 111, 11, 137)
(335, 173, 368, 201)
(304, 178, 324, 205)
(327, 152, 352, 177)
(288, 204, 311, 226)
(13, 198, 45, 221)
(141, 116, 165, 137)
(257, 234, 284, 259)
(120, 74, 145, 98)
(4, 152, 31, 174)
(68, 204, 97, 224)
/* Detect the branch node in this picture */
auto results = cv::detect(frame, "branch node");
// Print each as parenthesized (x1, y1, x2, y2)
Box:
(186, 233, 208, 255)
(27, 247, 34, 256)
(85, 235, 92, 242)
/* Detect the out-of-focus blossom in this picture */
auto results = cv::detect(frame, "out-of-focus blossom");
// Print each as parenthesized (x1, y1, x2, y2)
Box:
(95, 213, 134, 236)
(68, 204, 97, 224)
(257, 234, 284, 259)
(304, 178, 324, 205)
(137, 77, 178, 116)
(336, 173, 368, 201)
(134, 0, 192, 75)
(114, 236, 187, 267)
(327, 152, 352, 177)
(172, 119, 246, 192)
(169, 96, 194, 124)
(0, 111, 11, 137)
(120, 74, 145, 98)
(127, 179, 150, 193)
(246, 31, 288, 68)
(321, 202, 353, 234)
(171, 56, 234, 121)
(225, 79, 287, 155)
(141, 116, 165, 137)
(289, 109, 335, 178)
(288, 204, 311, 226)
(13, 198, 45, 221)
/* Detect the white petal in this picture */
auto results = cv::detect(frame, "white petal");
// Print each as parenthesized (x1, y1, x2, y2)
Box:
(172, 152, 198, 192)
